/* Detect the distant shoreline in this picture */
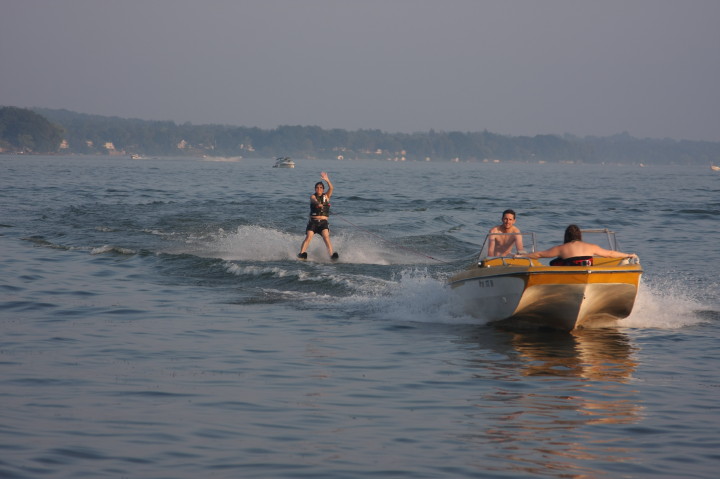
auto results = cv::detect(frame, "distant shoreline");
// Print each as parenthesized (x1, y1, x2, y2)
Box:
(2, 106, 719, 165)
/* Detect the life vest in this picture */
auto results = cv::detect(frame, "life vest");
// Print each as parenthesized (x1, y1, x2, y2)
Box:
(550, 256, 594, 266)
(311, 194, 330, 217)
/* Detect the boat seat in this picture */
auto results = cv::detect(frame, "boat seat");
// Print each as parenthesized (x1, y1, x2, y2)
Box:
(550, 256, 593, 266)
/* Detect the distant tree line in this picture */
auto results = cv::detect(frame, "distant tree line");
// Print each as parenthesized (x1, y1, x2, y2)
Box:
(0, 106, 64, 153)
(1, 106, 718, 165)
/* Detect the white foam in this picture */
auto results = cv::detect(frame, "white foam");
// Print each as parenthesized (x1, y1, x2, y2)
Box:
(619, 277, 716, 329)
(225, 262, 294, 278)
(334, 268, 481, 325)
(180, 225, 426, 265)
(90, 244, 136, 255)
(175, 225, 297, 261)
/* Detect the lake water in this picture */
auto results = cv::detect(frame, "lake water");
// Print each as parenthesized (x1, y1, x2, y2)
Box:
(1, 155, 719, 478)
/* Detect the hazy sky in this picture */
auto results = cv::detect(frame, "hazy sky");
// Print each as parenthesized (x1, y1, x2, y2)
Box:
(2, 0, 719, 141)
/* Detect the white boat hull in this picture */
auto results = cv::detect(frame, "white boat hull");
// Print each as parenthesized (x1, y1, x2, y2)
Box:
(450, 275, 527, 322)
(273, 157, 295, 168)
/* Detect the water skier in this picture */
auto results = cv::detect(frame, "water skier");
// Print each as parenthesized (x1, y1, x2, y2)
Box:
(298, 172, 338, 260)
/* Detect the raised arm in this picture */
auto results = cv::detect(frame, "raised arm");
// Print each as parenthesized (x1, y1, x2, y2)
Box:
(320, 172, 333, 198)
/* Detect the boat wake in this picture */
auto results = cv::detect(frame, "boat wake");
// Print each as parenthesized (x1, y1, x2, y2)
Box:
(80, 223, 719, 330)
(173, 225, 432, 265)
(334, 268, 480, 325)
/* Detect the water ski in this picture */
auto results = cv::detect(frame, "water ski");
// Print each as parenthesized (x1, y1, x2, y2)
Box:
(296, 252, 339, 261)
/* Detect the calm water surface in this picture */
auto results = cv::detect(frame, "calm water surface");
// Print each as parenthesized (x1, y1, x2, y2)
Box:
(1, 156, 719, 478)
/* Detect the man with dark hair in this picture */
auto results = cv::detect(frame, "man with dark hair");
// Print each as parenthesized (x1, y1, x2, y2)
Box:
(526, 224, 636, 266)
(487, 209, 524, 256)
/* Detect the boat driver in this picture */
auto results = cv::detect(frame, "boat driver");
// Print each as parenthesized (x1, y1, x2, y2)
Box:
(487, 209, 524, 256)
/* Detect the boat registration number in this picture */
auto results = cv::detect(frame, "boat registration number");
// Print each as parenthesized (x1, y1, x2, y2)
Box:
(477, 279, 495, 288)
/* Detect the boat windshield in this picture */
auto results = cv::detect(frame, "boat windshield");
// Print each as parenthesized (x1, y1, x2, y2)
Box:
(579, 229, 620, 251)
(478, 229, 621, 261)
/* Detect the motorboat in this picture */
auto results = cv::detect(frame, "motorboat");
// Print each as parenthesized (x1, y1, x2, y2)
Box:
(448, 230, 642, 331)
(273, 157, 295, 168)
(711, 165, 720, 171)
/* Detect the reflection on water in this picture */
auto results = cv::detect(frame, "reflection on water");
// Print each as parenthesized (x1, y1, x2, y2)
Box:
(511, 328, 643, 424)
(514, 329, 638, 382)
(462, 328, 644, 477)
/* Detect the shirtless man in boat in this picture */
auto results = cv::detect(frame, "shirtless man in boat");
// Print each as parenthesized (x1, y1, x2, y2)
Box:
(487, 209, 524, 256)
(524, 224, 637, 264)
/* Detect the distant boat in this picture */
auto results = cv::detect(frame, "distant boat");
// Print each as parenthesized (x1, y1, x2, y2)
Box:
(273, 157, 295, 168)
(130, 154, 144, 160)
(711, 165, 720, 171)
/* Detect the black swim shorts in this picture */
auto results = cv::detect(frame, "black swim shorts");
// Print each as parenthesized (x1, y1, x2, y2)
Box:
(306, 218, 329, 234)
